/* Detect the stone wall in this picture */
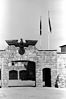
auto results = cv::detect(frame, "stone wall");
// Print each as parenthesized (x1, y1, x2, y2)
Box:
(1, 45, 38, 87)
(36, 50, 57, 87)
(57, 53, 66, 88)
(0, 45, 58, 88)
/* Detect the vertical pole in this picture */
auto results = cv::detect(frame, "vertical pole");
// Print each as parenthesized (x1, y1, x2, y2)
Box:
(39, 36, 42, 49)
(48, 32, 49, 50)
(48, 11, 50, 50)
(40, 16, 42, 50)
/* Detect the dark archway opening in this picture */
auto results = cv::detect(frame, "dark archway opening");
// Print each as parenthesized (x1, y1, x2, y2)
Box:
(9, 70, 18, 80)
(8, 61, 36, 87)
(19, 61, 36, 81)
(43, 68, 51, 87)
(27, 61, 36, 81)
(19, 61, 36, 87)
(19, 70, 28, 80)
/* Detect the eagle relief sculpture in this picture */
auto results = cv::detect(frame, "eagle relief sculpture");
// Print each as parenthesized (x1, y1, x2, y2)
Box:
(6, 38, 37, 55)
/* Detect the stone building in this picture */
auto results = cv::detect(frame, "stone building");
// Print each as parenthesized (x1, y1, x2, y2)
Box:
(0, 39, 66, 88)
(57, 45, 66, 88)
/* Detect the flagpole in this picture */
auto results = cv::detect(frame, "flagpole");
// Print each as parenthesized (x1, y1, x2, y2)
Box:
(48, 11, 49, 50)
(48, 10, 52, 50)
(40, 35, 42, 49)
(39, 16, 42, 50)
(48, 31, 49, 49)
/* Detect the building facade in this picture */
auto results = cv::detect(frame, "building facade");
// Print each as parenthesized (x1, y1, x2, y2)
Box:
(0, 40, 66, 88)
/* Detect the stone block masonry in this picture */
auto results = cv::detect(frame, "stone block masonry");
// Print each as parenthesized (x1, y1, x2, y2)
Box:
(57, 53, 66, 88)
(0, 45, 65, 88)
(36, 50, 57, 87)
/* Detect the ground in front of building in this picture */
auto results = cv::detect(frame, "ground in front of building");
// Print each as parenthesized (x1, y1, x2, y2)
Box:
(0, 87, 66, 99)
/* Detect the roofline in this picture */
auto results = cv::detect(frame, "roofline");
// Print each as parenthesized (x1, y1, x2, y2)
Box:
(38, 50, 57, 51)
(60, 45, 66, 47)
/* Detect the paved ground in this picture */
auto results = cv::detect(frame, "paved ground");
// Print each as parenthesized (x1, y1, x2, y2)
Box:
(0, 87, 66, 99)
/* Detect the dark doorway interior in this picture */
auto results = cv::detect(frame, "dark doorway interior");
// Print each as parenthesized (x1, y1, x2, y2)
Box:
(9, 70, 18, 80)
(9, 61, 36, 87)
(19, 70, 28, 80)
(19, 61, 36, 81)
(27, 61, 36, 81)
(43, 68, 51, 87)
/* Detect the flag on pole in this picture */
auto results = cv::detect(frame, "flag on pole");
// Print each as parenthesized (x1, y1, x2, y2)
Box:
(48, 11, 52, 33)
(40, 16, 42, 35)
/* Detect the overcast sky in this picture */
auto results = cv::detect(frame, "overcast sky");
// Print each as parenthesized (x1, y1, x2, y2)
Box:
(0, 0, 66, 51)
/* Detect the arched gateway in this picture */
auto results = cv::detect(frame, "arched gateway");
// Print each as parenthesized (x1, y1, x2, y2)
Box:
(8, 61, 36, 87)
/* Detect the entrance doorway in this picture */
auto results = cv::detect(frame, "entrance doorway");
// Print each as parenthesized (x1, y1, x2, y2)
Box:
(43, 68, 51, 87)
(9, 70, 18, 80)
(19, 70, 28, 80)
(8, 60, 36, 87)
(27, 61, 36, 81)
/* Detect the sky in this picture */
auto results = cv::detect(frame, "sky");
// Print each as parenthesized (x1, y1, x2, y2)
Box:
(0, 0, 66, 51)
